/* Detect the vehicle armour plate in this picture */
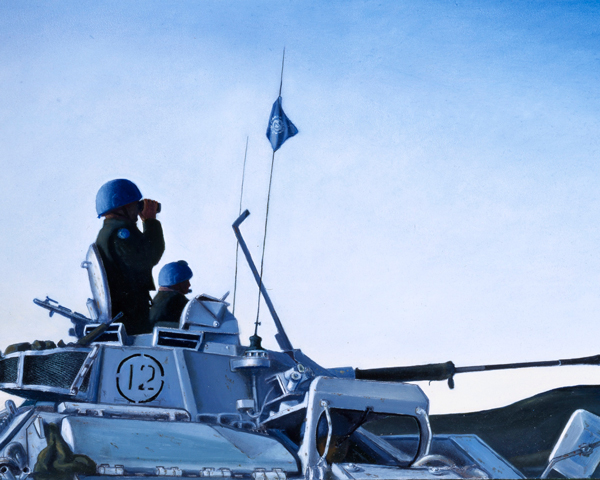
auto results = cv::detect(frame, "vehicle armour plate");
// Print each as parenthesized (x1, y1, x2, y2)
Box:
(116, 354, 165, 403)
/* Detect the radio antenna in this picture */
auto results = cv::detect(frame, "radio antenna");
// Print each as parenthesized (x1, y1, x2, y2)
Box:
(232, 136, 249, 315)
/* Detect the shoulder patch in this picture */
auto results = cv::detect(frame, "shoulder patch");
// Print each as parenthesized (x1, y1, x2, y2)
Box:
(117, 228, 130, 239)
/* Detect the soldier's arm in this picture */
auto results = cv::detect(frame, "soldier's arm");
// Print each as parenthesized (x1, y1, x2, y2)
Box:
(141, 219, 165, 265)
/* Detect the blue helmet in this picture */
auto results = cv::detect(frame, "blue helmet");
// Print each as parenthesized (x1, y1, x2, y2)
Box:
(159, 261, 193, 287)
(96, 179, 142, 217)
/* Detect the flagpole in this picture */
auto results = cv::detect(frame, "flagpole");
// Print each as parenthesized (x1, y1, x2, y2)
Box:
(254, 150, 276, 335)
(255, 47, 286, 336)
(278, 47, 285, 97)
(232, 136, 249, 315)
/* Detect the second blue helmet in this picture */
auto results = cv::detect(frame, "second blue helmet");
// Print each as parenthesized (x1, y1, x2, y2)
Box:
(159, 261, 193, 287)
(96, 179, 143, 217)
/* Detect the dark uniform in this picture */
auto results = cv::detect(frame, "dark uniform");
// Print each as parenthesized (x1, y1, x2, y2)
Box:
(96, 217, 165, 335)
(149, 290, 189, 328)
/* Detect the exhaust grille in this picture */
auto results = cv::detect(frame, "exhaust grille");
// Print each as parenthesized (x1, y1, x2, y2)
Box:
(0, 357, 18, 384)
(23, 352, 89, 389)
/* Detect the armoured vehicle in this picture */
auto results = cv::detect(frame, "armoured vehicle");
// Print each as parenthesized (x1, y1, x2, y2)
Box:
(0, 211, 597, 479)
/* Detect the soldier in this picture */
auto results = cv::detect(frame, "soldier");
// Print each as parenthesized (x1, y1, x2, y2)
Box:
(149, 260, 193, 328)
(95, 179, 165, 335)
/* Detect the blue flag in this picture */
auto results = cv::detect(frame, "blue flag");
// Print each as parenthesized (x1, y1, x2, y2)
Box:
(266, 96, 298, 151)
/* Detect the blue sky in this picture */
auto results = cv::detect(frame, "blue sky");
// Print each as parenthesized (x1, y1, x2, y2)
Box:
(1, 1, 599, 413)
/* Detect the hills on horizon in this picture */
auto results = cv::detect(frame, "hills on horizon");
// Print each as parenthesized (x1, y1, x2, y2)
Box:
(430, 385, 600, 478)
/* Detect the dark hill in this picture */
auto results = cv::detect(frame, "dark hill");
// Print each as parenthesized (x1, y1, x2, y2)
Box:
(430, 385, 600, 478)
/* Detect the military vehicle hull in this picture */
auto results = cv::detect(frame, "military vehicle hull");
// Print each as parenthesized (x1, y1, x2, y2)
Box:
(0, 216, 593, 479)
(0, 336, 524, 479)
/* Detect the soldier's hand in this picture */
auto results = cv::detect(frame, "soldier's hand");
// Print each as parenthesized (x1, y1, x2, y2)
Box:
(140, 199, 159, 221)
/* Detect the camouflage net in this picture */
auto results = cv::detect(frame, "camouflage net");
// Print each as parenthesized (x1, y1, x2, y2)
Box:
(4, 340, 56, 355)
(33, 422, 96, 479)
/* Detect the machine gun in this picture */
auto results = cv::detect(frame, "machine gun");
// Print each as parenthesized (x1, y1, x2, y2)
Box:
(33, 296, 92, 338)
(356, 354, 600, 389)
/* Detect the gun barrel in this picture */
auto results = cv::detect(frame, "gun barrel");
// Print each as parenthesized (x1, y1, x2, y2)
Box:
(355, 354, 600, 388)
(455, 354, 600, 374)
(355, 361, 455, 383)
(33, 298, 90, 323)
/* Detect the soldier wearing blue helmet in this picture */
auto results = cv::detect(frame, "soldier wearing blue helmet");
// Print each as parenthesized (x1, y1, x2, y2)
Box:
(95, 179, 165, 335)
(149, 261, 193, 328)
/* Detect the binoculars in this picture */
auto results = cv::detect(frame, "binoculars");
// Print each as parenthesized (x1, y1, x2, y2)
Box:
(138, 200, 162, 213)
